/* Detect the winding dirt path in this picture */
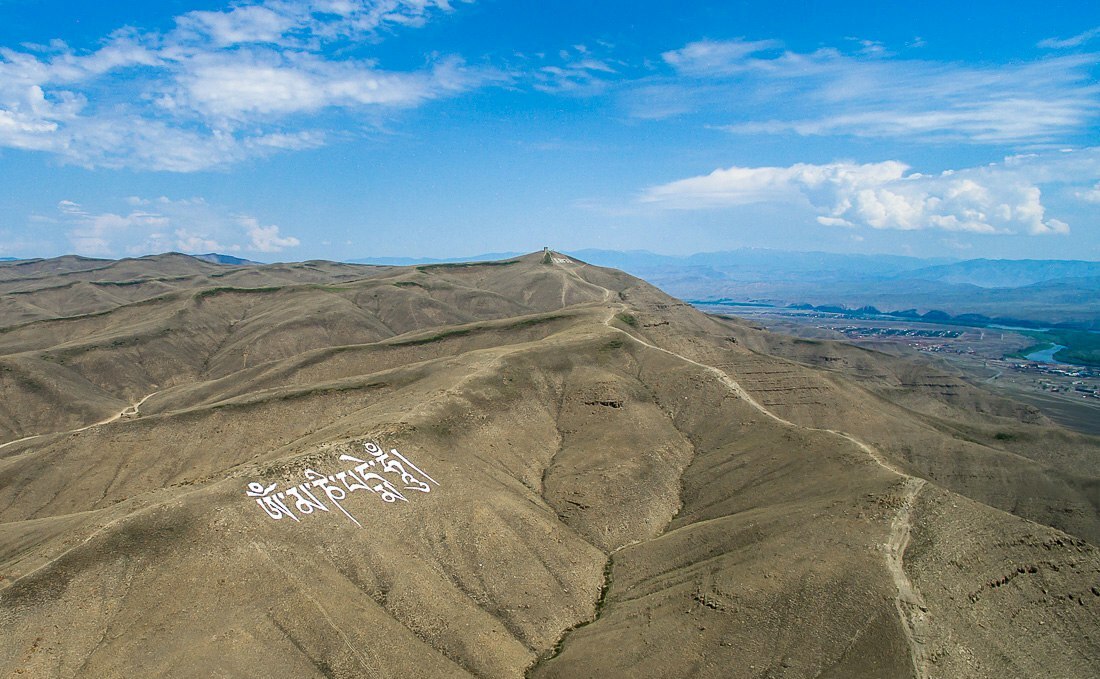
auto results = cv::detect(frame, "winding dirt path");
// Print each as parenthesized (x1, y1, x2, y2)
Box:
(593, 297, 931, 679)
(887, 476, 930, 677)
(0, 390, 160, 452)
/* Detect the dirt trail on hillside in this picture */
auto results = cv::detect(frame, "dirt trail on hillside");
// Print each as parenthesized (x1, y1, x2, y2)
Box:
(565, 270, 933, 679)
(0, 390, 159, 452)
(549, 256, 933, 677)
(887, 477, 930, 679)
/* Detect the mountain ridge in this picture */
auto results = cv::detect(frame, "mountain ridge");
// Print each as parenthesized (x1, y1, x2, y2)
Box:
(0, 251, 1098, 678)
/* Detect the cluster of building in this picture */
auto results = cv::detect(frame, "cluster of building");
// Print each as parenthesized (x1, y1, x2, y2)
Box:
(837, 326, 962, 339)
(829, 325, 972, 354)
(1009, 361, 1097, 377)
(913, 342, 975, 355)
(1007, 362, 1100, 399)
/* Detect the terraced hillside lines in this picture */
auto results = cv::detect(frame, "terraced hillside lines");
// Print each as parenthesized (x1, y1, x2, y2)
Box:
(2, 252, 1099, 678)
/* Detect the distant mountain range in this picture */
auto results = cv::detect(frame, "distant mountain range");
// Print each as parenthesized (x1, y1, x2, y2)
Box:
(900, 259, 1100, 288)
(559, 249, 1100, 328)
(349, 252, 523, 266)
(191, 252, 263, 265)
(567, 248, 950, 280)
(0, 253, 261, 266)
(5, 249, 1100, 327)
(566, 249, 1100, 287)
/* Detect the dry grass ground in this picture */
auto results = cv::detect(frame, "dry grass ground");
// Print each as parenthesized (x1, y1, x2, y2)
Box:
(0, 252, 1097, 678)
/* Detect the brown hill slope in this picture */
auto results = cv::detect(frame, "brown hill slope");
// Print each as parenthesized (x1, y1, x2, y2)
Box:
(1, 252, 1097, 678)
(0, 254, 384, 325)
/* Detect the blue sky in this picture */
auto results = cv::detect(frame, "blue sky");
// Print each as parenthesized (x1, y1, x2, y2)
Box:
(0, 0, 1098, 261)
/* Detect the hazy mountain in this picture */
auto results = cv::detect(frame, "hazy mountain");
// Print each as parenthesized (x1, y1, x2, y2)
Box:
(558, 249, 1100, 328)
(192, 253, 264, 265)
(350, 251, 524, 266)
(898, 258, 1100, 288)
(1, 252, 1098, 678)
(567, 248, 951, 281)
(569, 249, 1100, 287)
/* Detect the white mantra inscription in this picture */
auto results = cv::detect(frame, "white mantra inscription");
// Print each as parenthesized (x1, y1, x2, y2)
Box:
(245, 441, 439, 527)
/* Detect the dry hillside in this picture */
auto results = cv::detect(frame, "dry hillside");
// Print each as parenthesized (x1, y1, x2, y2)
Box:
(1, 251, 1097, 678)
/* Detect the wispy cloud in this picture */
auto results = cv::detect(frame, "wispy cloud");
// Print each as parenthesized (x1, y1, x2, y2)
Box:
(43, 196, 301, 256)
(171, 52, 475, 120)
(660, 38, 782, 77)
(641, 147, 1100, 236)
(0, 0, 485, 170)
(521, 44, 622, 95)
(1038, 26, 1100, 49)
(625, 39, 1099, 145)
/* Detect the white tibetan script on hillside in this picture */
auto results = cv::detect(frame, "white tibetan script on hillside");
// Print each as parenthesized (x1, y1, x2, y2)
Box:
(245, 441, 439, 527)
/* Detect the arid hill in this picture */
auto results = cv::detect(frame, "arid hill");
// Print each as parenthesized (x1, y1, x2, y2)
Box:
(1, 252, 1097, 678)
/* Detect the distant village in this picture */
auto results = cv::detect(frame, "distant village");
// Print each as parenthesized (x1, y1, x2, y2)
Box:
(834, 325, 974, 357)
(1003, 361, 1100, 399)
(839, 326, 962, 339)
(826, 323, 1100, 400)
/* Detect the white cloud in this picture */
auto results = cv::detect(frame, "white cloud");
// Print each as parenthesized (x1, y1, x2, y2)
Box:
(54, 200, 171, 256)
(723, 96, 1093, 145)
(661, 39, 782, 77)
(239, 216, 301, 252)
(641, 148, 1100, 236)
(46, 196, 301, 256)
(1076, 182, 1100, 203)
(1038, 27, 1100, 49)
(177, 6, 297, 47)
(847, 38, 887, 56)
(174, 52, 471, 120)
(632, 39, 1100, 145)
(171, 0, 470, 49)
(816, 216, 854, 228)
(0, 0, 483, 170)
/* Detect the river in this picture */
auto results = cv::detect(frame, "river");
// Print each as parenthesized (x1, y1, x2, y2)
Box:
(1024, 344, 1069, 364)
